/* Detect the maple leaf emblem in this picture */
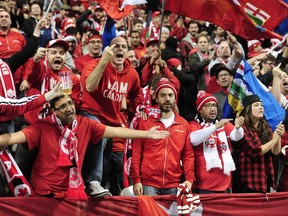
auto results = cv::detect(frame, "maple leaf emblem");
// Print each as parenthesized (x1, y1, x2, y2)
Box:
(17, 187, 29, 197)
(71, 172, 78, 182)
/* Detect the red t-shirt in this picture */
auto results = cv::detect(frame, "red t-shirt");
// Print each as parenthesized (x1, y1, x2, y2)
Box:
(22, 115, 106, 196)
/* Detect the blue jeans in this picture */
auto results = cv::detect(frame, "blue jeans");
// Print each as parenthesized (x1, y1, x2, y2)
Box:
(79, 111, 108, 184)
(143, 185, 177, 196)
(109, 151, 124, 195)
(0, 120, 14, 134)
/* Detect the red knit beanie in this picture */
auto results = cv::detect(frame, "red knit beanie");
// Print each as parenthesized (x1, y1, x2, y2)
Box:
(155, 78, 177, 97)
(195, 90, 218, 112)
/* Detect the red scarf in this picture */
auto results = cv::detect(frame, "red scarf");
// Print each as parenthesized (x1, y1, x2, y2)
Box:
(52, 114, 87, 200)
(0, 147, 35, 197)
(177, 183, 200, 215)
(0, 59, 16, 99)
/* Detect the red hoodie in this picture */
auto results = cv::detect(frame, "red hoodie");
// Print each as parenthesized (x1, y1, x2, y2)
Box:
(80, 58, 142, 126)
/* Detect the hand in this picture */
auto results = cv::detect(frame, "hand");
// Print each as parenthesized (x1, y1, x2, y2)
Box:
(34, 47, 48, 63)
(234, 114, 245, 129)
(183, 180, 192, 191)
(147, 126, 170, 139)
(228, 34, 237, 45)
(272, 64, 282, 78)
(33, 18, 47, 37)
(20, 80, 29, 91)
(275, 121, 285, 137)
(101, 44, 116, 63)
(44, 82, 64, 101)
(231, 45, 243, 60)
(215, 119, 233, 129)
(149, 48, 160, 65)
(272, 131, 280, 142)
(133, 183, 143, 195)
(139, 111, 148, 120)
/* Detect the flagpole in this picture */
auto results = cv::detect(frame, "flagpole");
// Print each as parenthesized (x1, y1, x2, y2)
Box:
(253, 34, 288, 68)
(158, 0, 166, 47)
(43, 0, 55, 20)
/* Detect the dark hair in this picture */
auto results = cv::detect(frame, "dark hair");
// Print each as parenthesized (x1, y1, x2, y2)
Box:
(240, 104, 271, 143)
(49, 95, 66, 109)
(65, 27, 79, 36)
(30, 1, 43, 13)
(130, 30, 141, 37)
(132, 18, 143, 25)
(149, 74, 163, 90)
(262, 54, 276, 63)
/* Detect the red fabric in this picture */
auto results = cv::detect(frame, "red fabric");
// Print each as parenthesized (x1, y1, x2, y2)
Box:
(276, 131, 288, 191)
(137, 196, 168, 216)
(0, 94, 46, 116)
(0, 193, 288, 215)
(131, 43, 146, 59)
(0, 147, 35, 197)
(95, 0, 135, 20)
(130, 113, 195, 188)
(23, 60, 82, 124)
(0, 30, 26, 58)
(165, 0, 288, 40)
(51, 114, 87, 200)
(141, 62, 180, 93)
(80, 58, 142, 126)
(189, 121, 235, 191)
(74, 54, 98, 73)
(22, 115, 106, 198)
(195, 91, 218, 112)
(176, 183, 201, 215)
(207, 76, 221, 94)
(0, 60, 17, 122)
(170, 24, 187, 41)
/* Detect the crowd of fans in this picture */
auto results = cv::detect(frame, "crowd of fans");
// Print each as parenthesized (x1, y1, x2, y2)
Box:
(0, 0, 288, 199)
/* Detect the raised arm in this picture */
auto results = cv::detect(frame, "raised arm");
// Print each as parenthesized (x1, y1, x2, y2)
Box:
(86, 44, 116, 92)
(0, 82, 63, 116)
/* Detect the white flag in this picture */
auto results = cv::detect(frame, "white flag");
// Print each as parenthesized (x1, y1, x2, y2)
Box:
(120, 0, 147, 10)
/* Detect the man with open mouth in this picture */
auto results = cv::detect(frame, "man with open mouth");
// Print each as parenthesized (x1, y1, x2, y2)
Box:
(79, 36, 143, 197)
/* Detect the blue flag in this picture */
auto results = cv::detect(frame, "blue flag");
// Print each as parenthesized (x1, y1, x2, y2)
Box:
(275, 0, 288, 36)
(102, 15, 116, 50)
(222, 59, 285, 130)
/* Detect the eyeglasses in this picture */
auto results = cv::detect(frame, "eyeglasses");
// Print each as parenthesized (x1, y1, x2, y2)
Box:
(54, 100, 74, 112)
(218, 73, 231, 79)
(89, 40, 102, 45)
(266, 62, 275, 66)
(203, 103, 218, 109)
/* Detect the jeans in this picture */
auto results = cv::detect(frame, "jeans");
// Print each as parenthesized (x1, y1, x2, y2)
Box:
(79, 111, 108, 184)
(143, 185, 177, 196)
(109, 151, 124, 195)
(0, 120, 14, 134)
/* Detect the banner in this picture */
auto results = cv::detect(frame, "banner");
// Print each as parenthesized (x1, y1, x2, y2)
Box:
(164, 0, 288, 39)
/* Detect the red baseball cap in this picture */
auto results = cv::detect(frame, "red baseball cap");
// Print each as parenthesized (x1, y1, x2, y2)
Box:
(46, 39, 69, 52)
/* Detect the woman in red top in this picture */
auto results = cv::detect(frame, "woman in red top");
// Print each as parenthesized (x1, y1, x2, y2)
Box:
(233, 95, 284, 193)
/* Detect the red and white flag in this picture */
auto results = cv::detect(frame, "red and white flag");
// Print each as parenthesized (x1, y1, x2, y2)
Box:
(164, 0, 288, 39)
